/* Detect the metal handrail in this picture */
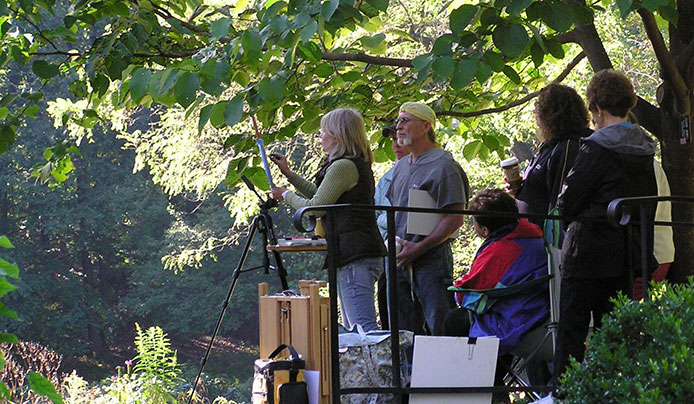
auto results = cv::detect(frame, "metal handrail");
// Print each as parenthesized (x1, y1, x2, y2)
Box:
(293, 199, 694, 403)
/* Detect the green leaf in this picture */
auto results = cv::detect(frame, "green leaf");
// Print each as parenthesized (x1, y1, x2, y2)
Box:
(545, 38, 565, 58)
(24, 104, 41, 119)
(615, 0, 633, 18)
(449, 5, 479, 35)
(0, 236, 13, 248)
(27, 372, 63, 404)
(360, 33, 385, 50)
(450, 59, 477, 89)
(241, 29, 263, 61)
(245, 166, 270, 191)
(463, 140, 484, 160)
(0, 333, 18, 344)
(198, 104, 213, 133)
(322, 0, 340, 21)
(476, 61, 492, 84)
(540, 1, 574, 32)
(129, 68, 151, 103)
(0, 125, 14, 154)
(32, 60, 60, 79)
(492, 23, 529, 58)
(411, 53, 432, 72)
(174, 72, 200, 108)
(210, 101, 227, 128)
(432, 36, 453, 56)
(296, 41, 323, 62)
(432, 56, 455, 80)
(91, 74, 110, 97)
(290, 12, 311, 29)
(530, 41, 545, 67)
(502, 65, 521, 84)
(0, 383, 9, 401)
(0, 278, 17, 299)
(299, 19, 318, 42)
(0, 303, 17, 320)
(483, 51, 505, 72)
(257, 77, 286, 103)
(482, 134, 500, 150)
(149, 68, 178, 98)
(210, 18, 231, 41)
(571, 4, 594, 25)
(315, 63, 333, 78)
(225, 96, 244, 127)
(658, 4, 678, 25)
(506, 0, 533, 16)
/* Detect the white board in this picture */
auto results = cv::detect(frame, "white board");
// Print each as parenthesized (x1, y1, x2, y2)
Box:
(406, 189, 459, 238)
(410, 335, 499, 404)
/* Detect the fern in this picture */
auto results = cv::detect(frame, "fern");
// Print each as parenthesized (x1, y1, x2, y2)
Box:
(132, 323, 182, 404)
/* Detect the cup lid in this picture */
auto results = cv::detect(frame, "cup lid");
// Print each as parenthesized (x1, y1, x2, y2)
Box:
(500, 156, 519, 168)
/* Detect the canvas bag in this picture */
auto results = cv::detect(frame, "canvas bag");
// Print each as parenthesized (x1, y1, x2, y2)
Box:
(252, 344, 309, 404)
(338, 325, 414, 404)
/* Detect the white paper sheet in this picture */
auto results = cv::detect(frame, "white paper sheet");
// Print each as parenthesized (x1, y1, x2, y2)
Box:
(406, 189, 459, 238)
(305, 370, 320, 404)
(410, 335, 499, 404)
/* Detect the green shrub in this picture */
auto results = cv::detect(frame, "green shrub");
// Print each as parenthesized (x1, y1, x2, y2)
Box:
(559, 280, 694, 403)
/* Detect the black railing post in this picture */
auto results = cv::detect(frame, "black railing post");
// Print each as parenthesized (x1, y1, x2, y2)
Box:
(640, 203, 650, 300)
(385, 209, 403, 402)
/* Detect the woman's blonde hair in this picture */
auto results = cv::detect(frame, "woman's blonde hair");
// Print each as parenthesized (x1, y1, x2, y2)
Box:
(321, 108, 374, 164)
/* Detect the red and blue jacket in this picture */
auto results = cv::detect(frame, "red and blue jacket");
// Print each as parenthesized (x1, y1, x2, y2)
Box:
(453, 219, 550, 354)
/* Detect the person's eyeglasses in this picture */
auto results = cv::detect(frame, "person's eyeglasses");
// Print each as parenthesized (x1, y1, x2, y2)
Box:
(395, 117, 424, 126)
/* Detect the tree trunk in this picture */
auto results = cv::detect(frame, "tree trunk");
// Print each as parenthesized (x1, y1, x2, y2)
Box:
(577, 2, 694, 282)
(658, 0, 694, 282)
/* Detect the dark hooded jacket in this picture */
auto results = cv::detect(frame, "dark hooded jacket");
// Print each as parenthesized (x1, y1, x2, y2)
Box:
(557, 123, 658, 279)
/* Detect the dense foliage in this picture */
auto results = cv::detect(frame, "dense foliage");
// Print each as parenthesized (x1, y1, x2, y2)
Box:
(560, 281, 694, 403)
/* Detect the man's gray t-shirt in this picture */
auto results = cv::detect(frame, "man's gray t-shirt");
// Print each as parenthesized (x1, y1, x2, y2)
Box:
(386, 147, 468, 243)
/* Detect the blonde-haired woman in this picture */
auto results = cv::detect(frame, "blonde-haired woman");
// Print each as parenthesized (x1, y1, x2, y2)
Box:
(270, 108, 386, 331)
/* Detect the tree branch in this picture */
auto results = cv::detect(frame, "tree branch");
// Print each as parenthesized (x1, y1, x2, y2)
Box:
(31, 51, 82, 57)
(321, 52, 412, 67)
(556, 30, 579, 44)
(438, 52, 586, 118)
(637, 7, 691, 114)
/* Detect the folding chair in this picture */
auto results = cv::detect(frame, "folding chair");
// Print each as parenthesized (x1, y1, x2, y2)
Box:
(500, 210, 564, 400)
(448, 273, 555, 401)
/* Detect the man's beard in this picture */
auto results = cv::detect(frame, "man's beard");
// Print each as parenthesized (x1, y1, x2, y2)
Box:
(397, 133, 412, 147)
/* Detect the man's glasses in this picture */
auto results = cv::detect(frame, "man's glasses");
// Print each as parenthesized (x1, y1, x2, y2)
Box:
(395, 117, 424, 126)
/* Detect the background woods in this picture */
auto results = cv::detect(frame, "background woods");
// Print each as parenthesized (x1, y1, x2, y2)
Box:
(0, 0, 691, 401)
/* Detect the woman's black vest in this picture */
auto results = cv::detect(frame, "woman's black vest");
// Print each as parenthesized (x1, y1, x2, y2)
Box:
(315, 157, 386, 267)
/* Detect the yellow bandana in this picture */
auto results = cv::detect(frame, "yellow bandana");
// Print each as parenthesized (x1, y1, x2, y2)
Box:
(399, 102, 436, 127)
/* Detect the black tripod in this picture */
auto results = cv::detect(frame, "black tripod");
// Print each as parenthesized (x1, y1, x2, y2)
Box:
(187, 176, 288, 403)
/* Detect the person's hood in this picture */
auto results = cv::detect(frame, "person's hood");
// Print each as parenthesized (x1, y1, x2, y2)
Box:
(586, 123, 657, 156)
(586, 123, 657, 174)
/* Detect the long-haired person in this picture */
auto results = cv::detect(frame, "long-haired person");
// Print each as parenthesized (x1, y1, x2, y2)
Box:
(514, 83, 592, 222)
(270, 108, 386, 331)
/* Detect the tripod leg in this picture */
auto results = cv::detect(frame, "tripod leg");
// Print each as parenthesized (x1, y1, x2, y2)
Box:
(262, 213, 289, 290)
(186, 215, 262, 404)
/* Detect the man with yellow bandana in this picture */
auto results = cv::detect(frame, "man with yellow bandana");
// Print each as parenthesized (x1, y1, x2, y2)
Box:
(386, 102, 469, 335)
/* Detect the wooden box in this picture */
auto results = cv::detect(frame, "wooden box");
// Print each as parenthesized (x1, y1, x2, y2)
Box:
(258, 280, 331, 404)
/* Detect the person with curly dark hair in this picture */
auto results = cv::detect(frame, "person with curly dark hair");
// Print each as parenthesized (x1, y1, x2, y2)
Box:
(553, 69, 658, 388)
(514, 83, 592, 223)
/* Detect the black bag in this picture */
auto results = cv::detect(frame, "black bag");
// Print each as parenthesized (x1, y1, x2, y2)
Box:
(252, 344, 308, 404)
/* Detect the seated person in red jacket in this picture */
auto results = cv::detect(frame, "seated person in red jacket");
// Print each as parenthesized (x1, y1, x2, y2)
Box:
(444, 188, 550, 354)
